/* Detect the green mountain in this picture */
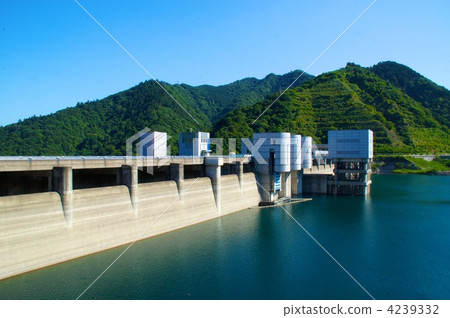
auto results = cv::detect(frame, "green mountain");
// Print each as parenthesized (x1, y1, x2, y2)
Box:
(214, 63, 450, 154)
(370, 61, 449, 128)
(169, 70, 314, 124)
(1, 62, 448, 156)
(0, 71, 313, 156)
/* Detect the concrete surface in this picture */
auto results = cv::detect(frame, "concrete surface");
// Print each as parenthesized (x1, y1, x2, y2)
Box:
(0, 173, 260, 280)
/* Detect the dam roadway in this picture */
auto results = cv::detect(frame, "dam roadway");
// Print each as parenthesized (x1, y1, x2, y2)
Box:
(0, 155, 251, 172)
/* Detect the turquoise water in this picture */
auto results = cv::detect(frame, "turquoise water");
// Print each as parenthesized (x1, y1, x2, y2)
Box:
(0, 174, 449, 299)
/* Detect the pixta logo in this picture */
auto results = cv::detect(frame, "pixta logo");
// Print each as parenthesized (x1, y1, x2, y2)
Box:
(126, 128, 171, 175)
(126, 131, 326, 174)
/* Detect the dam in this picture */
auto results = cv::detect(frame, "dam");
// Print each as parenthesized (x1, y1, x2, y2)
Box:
(0, 156, 262, 280)
(0, 129, 373, 280)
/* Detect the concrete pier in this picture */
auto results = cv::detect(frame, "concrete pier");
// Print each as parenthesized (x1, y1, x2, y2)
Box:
(298, 170, 303, 194)
(255, 172, 275, 203)
(234, 161, 244, 189)
(281, 172, 291, 199)
(121, 165, 139, 213)
(52, 167, 73, 226)
(169, 163, 184, 183)
(291, 170, 300, 195)
(205, 157, 223, 214)
(170, 163, 185, 200)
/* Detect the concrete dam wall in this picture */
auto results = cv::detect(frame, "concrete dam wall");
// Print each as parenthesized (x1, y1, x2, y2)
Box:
(0, 173, 260, 280)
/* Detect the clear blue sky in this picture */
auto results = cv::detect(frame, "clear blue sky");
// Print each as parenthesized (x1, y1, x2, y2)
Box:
(1, 0, 449, 126)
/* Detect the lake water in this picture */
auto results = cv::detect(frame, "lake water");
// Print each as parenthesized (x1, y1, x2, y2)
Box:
(0, 174, 449, 299)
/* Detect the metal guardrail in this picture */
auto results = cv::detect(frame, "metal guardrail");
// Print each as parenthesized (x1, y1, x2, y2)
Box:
(0, 155, 252, 172)
(0, 154, 251, 161)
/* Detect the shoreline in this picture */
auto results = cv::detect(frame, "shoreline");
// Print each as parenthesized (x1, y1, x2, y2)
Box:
(373, 170, 450, 176)
(373, 155, 450, 176)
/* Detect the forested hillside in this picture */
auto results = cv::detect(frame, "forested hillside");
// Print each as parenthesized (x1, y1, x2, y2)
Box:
(0, 81, 210, 155)
(371, 61, 449, 128)
(0, 62, 448, 155)
(0, 71, 312, 155)
(214, 63, 450, 154)
(168, 70, 314, 124)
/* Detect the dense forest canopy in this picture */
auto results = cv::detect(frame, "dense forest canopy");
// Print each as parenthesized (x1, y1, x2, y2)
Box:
(0, 71, 312, 155)
(214, 62, 450, 154)
(0, 61, 448, 155)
